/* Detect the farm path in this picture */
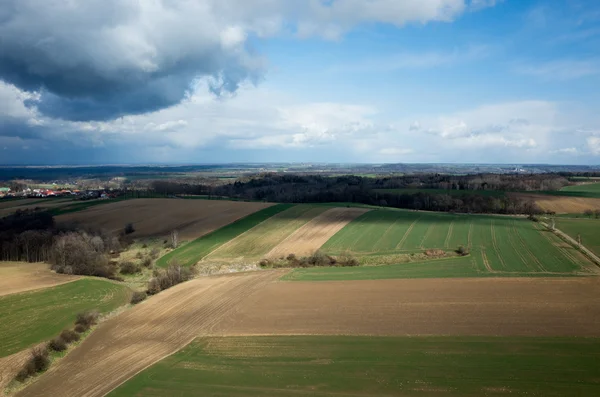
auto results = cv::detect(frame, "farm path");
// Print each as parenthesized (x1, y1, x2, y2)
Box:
(16, 270, 286, 397)
(544, 222, 600, 271)
(266, 207, 369, 259)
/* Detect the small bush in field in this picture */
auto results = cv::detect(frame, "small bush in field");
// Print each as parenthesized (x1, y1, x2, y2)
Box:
(75, 310, 99, 328)
(59, 329, 80, 343)
(131, 291, 147, 304)
(16, 347, 50, 382)
(141, 256, 152, 268)
(120, 261, 141, 275)
(74, 324, 88, 333)
(48, 336, 68, 352)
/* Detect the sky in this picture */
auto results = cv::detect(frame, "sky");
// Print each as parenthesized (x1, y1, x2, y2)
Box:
(1, 0, 600, 165)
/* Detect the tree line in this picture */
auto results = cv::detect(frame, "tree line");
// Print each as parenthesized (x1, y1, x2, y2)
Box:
(148, 174, 548, 215)
(0, 209, 123, 278)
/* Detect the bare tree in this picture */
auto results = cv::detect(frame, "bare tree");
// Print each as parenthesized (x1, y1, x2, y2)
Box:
(171, 230, 179, 249)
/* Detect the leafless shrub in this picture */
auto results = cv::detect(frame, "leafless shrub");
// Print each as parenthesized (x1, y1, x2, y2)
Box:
(141, 256, 152, 268)
(120, 261, 141, 275)
(456, 245, 470, 256)
(149, 248, 160, 259)
(48, 336, 67, 352)
(131, 291, 147, 304)
(75, 310, 99, 329)
(16, 347, 49, 382)
(124, 223, 135, 234)
(74, 324, 88, 333)
(59, 329, 80, 343)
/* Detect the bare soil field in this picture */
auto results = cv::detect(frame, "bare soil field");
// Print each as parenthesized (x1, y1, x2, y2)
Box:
(266, 207, 369, 259)
(16, 270, 286, 397)
(215, 277, 600, 337)
(56, 199, 273, 239)
(0, 349, 34, 391)
(513, 193, 600, 213)
(0, 262, 79, 297)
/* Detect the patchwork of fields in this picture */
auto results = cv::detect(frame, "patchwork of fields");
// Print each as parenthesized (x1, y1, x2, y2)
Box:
(204, 205, 331, 261)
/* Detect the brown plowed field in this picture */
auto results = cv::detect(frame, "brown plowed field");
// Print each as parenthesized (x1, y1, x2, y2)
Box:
(214, 277, 600, 336)
(0, 349, 33, 391)
(0, 262, 79, 297)
(266, 207, 369, 259)
(512, 193, 600, 213)
(16, 270, 286, 397)
(56, 199, 273, 239)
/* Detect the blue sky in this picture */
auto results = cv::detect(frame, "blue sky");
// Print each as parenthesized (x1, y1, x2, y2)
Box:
(1, 0, 599, 164)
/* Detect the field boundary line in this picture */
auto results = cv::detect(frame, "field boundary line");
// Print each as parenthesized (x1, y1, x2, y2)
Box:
(536, 223, 582, 270)
(444, 221, 454, 249)
(419, 223, 435, 249)
(372, 215, 401, 252)
(467, 222, 473, 248)
(506, 221, 535, 272)
(512, 223, 545, 272)
(203, 205, 297, 260)
(490, 220, 507, 270)
(480, 249, 494, 273)
(395, 216, 421, 250)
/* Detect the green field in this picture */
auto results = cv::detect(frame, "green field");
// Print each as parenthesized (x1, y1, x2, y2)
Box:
(205, 205, 329, 261)
(0, 279, 131, 357)
(556, 218, 600, 258)
(373, 188, 506, 197)
(290, 209, 594, 281)
(157, 204, 294, 267)
(108, 335, 600, 397)
(561, 182, 600, 194)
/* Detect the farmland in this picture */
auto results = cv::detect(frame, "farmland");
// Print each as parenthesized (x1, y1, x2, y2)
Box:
(204, 205, 330, 261)
(559, 182, 600, 198)
(157, 204, 293, 267)
(0, 279, 130, 357)
(0, 262, 79, 297)
(108, 335, 600, 397)
(513, 193, 600, 213)
(306, 209, 595, 281)
(15, 271, 285, 397)
(56, 198, 273, 240)
(265, 207, 368, 259)
(556, 218, 600, 258)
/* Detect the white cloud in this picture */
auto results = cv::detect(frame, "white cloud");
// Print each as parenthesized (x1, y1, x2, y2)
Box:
(550, 147, 578, 155)
(588, 137, 600, 155)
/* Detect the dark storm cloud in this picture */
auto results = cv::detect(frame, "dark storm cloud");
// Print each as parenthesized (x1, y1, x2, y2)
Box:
(0, 0, 263, 121)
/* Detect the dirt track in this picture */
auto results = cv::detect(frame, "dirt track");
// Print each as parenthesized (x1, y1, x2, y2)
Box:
(215, 277, 600, 336)
(56, 199, 273, 239)
(0, 263, 79, 297)
(16, 270, 285, 397)
(266, 207, 369, 259)
(513, 193, 600, 214)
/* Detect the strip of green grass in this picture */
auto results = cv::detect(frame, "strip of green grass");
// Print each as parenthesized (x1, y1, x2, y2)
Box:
(0, 279, 131, 357)
(108, 335, 600, 397)
(156, 204, 294, 267)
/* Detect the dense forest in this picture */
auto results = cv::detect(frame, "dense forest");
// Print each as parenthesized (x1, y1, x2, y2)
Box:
(149, 173, 556, 215)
